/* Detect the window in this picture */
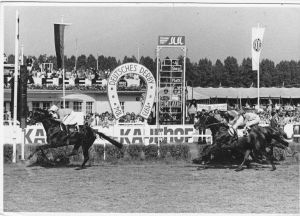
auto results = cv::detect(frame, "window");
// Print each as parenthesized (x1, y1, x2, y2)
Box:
(60, 101, 69, 109)
(73, 101, 82, 112)
(42, 102, 50, 110)
(32, 102, 40, 110)
(120, 101, 124, 111)
(86, 102, 93, 114)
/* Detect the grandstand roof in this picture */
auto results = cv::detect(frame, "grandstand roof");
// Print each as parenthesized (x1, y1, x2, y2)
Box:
(186, 87, 300, 100)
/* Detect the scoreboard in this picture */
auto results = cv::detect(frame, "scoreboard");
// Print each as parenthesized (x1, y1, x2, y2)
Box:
(158, 58, 184, 125)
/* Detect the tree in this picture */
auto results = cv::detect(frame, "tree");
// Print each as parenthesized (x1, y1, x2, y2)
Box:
(276, 61, 290, 87)
(107, 56, 119, 71)
(289, 60, 298, 85)
(224, 56, 239, 87)
(77, 54, 87, 70)
(66, 55, 76, 71)
(240, 58, 254, 87)
(213, 59, 225, 87)
(122, 55, 138, 64)
(87, 54, 97, 69)
(198, 58, 213, 87)
(140, 56, 155, 75)
(47, 55, 57, 70)
(260, 59, 276, 87)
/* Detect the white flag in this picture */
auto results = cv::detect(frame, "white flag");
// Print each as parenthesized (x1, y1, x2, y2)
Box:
(252, 26, 265, 71)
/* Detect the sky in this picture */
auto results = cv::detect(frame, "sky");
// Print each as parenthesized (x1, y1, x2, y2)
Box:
(3, 3, 300, 64)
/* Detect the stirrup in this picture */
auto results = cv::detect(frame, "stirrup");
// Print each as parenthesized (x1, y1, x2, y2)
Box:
(228, 127, 236, 137)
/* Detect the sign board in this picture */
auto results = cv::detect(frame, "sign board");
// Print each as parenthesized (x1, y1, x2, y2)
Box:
(107, 63, 156, 119)
(197, 103, 228, 111)
(14, 124, 202, 145)
(158, 36, 185, 46)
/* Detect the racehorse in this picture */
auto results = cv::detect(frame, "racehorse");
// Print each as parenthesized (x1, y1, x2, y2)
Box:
(27, 108, 123, 169)
(194, 111, 289, 171)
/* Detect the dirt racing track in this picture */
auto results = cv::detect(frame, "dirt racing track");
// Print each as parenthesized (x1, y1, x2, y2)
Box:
(4, 157, 300, 213)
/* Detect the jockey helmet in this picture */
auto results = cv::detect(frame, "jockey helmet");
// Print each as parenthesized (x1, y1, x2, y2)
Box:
(238, 109, 245, 115)
(228, 110, 238, 118)
(49, 105, 59, 112)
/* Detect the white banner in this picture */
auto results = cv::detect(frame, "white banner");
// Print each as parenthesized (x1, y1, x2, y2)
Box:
(197, 103, 227, 111)
(6, 124, 206, 145)
(252, 26, 265, 71)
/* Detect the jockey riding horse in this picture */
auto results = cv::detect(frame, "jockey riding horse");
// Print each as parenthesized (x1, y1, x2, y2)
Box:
(194, 110, 289, 171)
(27, 108, 123, 168)
(48, 105, 83, 155)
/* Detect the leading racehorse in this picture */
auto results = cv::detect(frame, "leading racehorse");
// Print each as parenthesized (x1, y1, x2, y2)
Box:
(27, 108, 123, 168)
(194, 111, 289, 171)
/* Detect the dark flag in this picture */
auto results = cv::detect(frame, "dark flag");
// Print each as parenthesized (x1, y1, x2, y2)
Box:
(54, 24, 65, 69)
(19, 65, 28, 129)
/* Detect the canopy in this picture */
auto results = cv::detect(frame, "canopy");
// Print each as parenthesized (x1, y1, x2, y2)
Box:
(62, 93, 96, 102)
(186, 87, 300, 100)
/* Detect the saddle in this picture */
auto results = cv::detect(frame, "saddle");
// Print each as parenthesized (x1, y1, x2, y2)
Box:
(60, 123, 78, 135)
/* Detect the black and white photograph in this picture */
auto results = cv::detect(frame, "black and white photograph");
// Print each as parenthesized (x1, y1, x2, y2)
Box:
(1, 0, 300, 214)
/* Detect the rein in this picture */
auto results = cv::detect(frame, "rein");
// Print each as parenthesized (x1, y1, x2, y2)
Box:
(206, 122, 222, 128)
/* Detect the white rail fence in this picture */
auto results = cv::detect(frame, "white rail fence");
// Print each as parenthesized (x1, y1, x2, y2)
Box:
(3, 123, 300, 163)
(3, 124, 213, 163)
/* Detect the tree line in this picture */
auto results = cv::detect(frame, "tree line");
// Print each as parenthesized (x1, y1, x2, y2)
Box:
(5, 54, 300, 88)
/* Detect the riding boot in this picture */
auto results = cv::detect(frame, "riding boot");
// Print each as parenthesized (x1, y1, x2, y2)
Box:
(68, 148, 78, 157)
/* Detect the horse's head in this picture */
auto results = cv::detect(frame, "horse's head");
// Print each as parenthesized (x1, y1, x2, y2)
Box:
(273, 127, 289, 147)
(194, 112, 208, 130)
(28, 108, 52, 125)
(194, 111, 221, 131)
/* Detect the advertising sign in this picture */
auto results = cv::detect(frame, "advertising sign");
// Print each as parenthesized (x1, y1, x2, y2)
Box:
(107, 63, 156, 119)
(20, 124, 205, 145)
(197, 103, 228, 111)
(158, 36, 185, 46)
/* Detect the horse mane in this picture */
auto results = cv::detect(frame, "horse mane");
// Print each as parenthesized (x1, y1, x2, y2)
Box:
(34, 108, 62, 127)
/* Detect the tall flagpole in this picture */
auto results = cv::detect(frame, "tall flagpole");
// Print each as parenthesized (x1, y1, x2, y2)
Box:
(96, 53, 99, 70)
(75, 38, 77, 70)
(61, 16, 66, 108)
(252, 23, 264, 111)
(13, 10, 19, 163)
(137, 47, 140, 63)
(54, 16, 71, 108)
(257, 23, 260, 109)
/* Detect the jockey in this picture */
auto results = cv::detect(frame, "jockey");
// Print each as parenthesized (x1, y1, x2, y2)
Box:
(270, 110, 280, 129)
(229, 109, 260, 136)
(48, 104, 79, 135)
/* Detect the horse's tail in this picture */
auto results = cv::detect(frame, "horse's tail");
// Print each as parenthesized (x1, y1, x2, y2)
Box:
(95, 131, 123, 149)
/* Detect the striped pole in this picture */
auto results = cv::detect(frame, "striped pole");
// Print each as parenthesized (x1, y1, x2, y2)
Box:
(12, 10, 19, 163)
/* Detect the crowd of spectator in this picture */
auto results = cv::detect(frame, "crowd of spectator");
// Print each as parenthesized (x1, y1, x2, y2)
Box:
(84, 111, 147, 127)
(4, 68, 147, 92)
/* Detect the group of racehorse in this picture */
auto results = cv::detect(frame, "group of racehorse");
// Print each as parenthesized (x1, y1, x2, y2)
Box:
(27, 108, 292, 171)
(194, 111, 291, 171)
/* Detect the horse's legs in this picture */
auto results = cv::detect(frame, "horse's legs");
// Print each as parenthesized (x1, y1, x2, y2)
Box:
(81, 145, 90, 168)
(235, 149, 251, 171)
(68, 142, 80, 157)
(266, 146, 276, 171)
(27, 144, 53, 159)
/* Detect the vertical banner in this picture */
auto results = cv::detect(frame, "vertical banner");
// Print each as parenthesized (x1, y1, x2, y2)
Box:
(252, 26, 265, 71)
(54, 24, 65, 69)
(19, 65, 28, 129)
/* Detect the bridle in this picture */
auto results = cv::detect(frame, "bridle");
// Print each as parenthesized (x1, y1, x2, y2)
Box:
(197, 114, 223, 129)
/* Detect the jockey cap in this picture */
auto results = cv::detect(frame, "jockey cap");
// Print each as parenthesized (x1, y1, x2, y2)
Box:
(238, 109, 245, 115)
(49, 105, 59, 112)
(228, 110, 238, 117)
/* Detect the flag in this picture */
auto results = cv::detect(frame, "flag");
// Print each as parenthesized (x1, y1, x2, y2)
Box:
(252, 26, 265, 71)
(54, 24, 65, 69)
